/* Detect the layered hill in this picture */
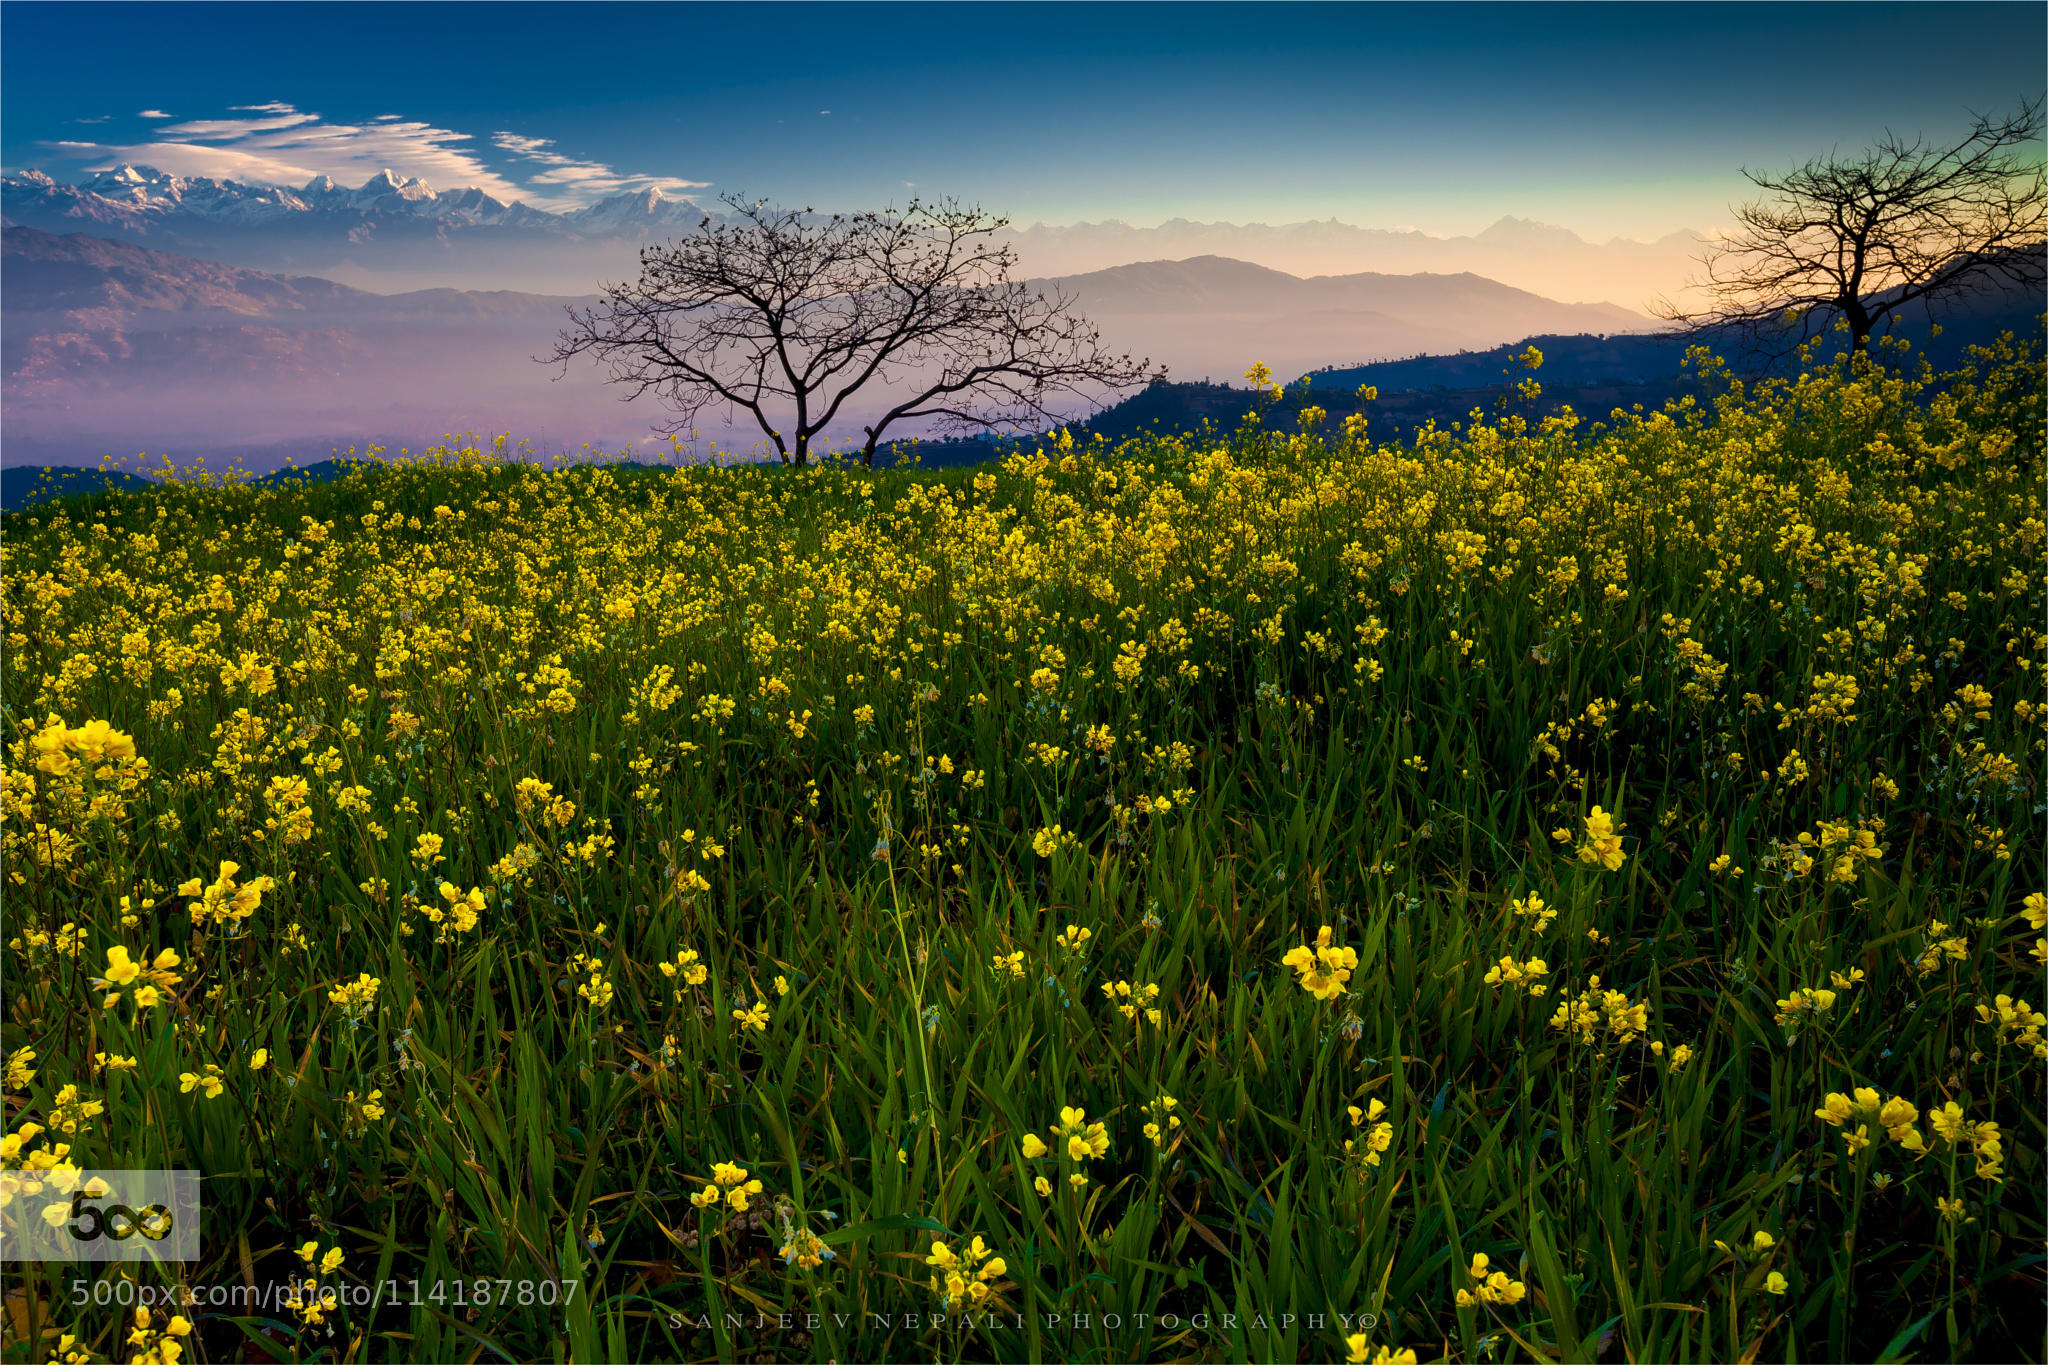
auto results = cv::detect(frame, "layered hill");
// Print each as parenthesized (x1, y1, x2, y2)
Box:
(1, 225, 618, 459)
(1011, 215, 1702, 310)
(2, 227, 1658, 468)
(1052, 255, 1648, 382)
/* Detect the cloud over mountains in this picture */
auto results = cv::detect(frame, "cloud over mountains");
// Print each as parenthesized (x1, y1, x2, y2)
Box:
(40, 102, 698, 214)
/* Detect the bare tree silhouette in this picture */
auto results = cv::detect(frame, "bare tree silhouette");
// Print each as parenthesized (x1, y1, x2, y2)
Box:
(1657, 100, 2045, 359)
(550, 194, 1158, 466)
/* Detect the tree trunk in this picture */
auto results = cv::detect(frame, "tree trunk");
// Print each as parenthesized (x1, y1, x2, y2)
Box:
(1842, 297, 1874, 356)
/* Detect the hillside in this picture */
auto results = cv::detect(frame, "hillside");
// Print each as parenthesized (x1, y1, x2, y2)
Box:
(2, 225, 586, 330)
(1047, 256, 1648, 382)
(1042, 264, 2047, 458)
(2, 227, 1661, 469)
(0, 226, 630, 458)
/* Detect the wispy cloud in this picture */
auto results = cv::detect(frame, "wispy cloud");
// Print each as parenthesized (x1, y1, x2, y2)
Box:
(45, 102, 703, 210)
(46, 136, 338, 187)
(493, 132, 573, 166)
(491, 131, 706, 205)
(154, 108, 320, 141)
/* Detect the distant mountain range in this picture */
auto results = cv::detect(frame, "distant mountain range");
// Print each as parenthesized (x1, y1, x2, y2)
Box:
(4, 163, 703, 238)
(1054, 255, 1647, 382)
(1, 225, 1661, 468)
(3, 166, 1698, 304)
(1, 224, 619, 460)
(1007, 216, 1705, 311)
(0, 164, 707, 293)
(3, 223, 584, 336)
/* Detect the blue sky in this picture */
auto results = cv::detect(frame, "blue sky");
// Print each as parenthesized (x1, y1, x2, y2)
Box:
(3, 2, 2041, 239)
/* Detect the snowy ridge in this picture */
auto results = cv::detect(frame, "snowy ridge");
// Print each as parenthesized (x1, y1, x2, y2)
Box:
(3, 164, 700, 238)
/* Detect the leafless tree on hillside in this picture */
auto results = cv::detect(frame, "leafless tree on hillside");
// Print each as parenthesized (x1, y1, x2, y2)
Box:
(548, 194, 1158, 466)
(1656, 99, 2046, 358)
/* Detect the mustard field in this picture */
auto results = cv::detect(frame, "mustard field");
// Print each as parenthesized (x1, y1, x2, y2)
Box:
(3, 334, 2043, 1363)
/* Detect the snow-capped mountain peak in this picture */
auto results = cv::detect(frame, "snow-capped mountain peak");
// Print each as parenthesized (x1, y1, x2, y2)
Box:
(0, 166, 718, 246)
(88, 164, 158, 186)
(80, 164, 178, 200)
(569, 185, 702, 230)
(426, 186, 516, 224)
(348, 168, 438, 208)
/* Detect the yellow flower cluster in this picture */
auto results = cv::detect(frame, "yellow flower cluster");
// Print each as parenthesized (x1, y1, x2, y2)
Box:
(1509, 892, 1555, 934)
(1976, 994, 2046, 1059)
(1455, 1251, 1528, 1308)
(924, 1233, 1007, 1310)
(1283, 925, 1357, 1001)
(1021, 1105, 1110, 1191)
(1345, 1097, 1393, 1168)
(1142, 1093, 1183, 1147)
(657, 946, 711, 999)
(1772, 987, 1838, 1028)
(1101, 978, 1164, 1027)
(177, 860, 273, 930)
(1548, 977, 1650, 1048)
(1816, 1090, 2004, 1180)
(328, 972, 382, 1022)
(1482, 955, 1549, 995)
(178, 1065, 224, 1100)
(423, 881, 485, 939)
(32, 717, 137, 774)
(778, 1215, 833, 1270)
(91, 945, 182, 1012)
(123, 1306, 195, 1365)
(567, 953, 615, 1010)
(690, 1161, 763, 1215)
(1575, 805, 1627, 871)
